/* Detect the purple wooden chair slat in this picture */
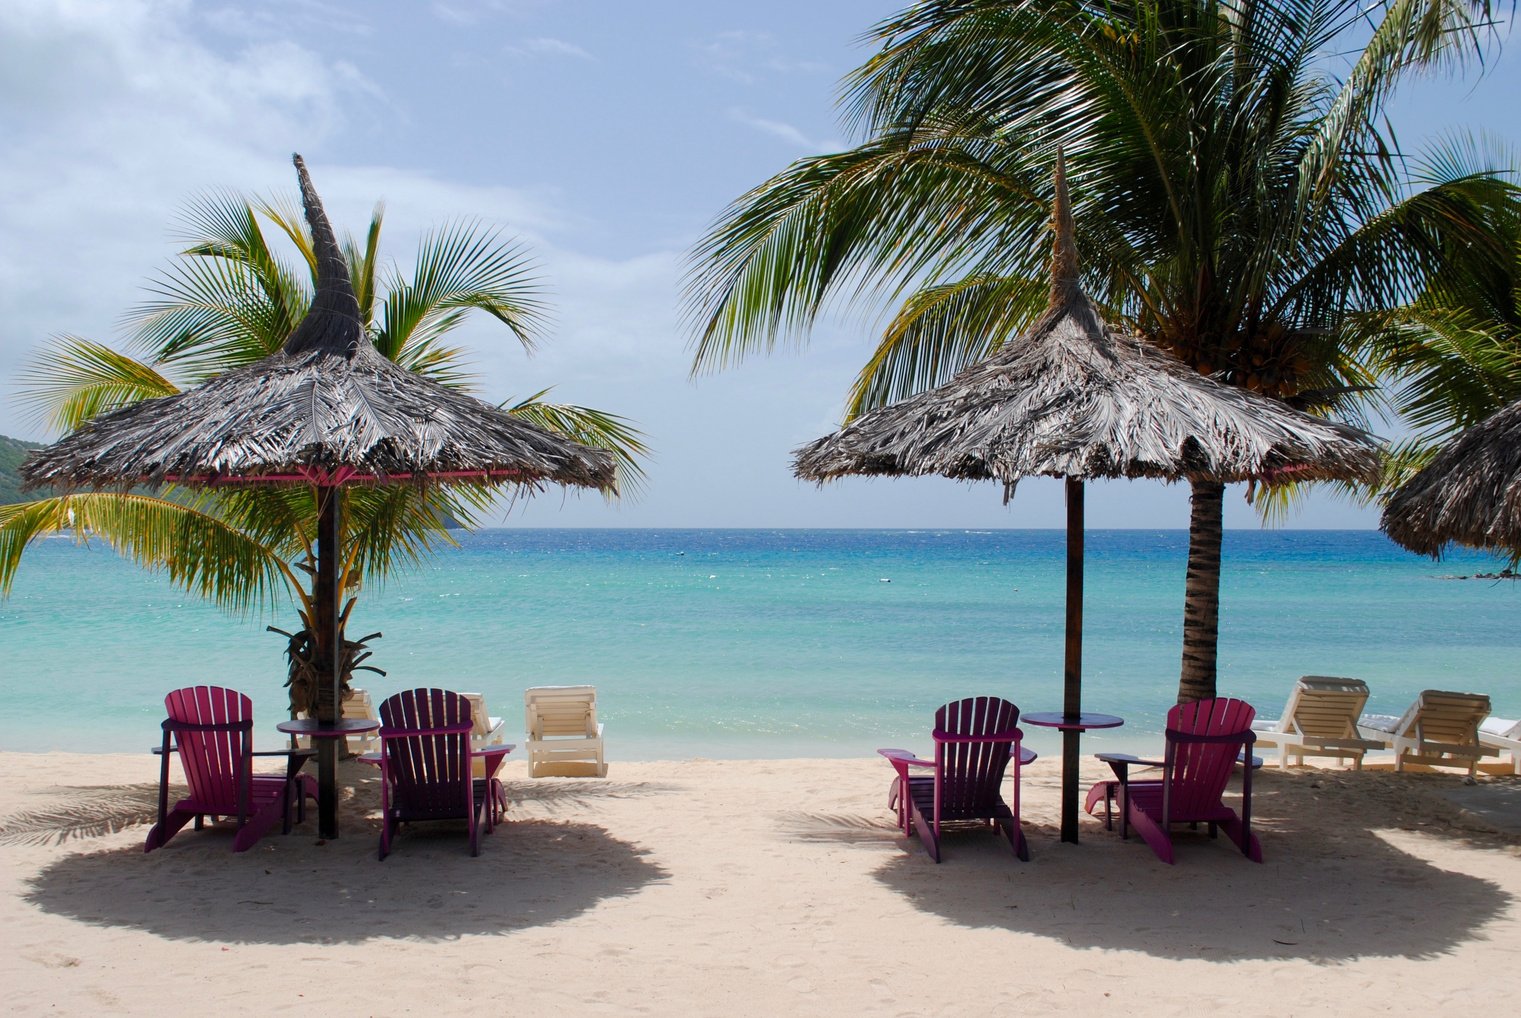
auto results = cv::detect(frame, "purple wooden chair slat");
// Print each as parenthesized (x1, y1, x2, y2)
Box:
(377, 688, 496, 859)
(1086, 697, 1262, 864)
(144, 685, 316, 853)
(882, 696, 1030, 863)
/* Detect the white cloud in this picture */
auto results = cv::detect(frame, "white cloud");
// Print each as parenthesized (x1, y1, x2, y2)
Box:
(429, 2, 478, 26)
(507, 36, 593, 60)
(430, 0, 555, 27)
(0, 0, 567, 439)
(692, 29, 830, 85)
(726, 108, 840, 152)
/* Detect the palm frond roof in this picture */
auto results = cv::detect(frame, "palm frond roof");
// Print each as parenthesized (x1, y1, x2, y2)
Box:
(793, 155, 1383, 489)
(1381, 399, 1521, 556)
(23, 155, 615, 492)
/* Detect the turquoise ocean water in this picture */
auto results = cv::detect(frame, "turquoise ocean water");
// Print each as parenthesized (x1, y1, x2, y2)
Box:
(1, 528, 1517, 760)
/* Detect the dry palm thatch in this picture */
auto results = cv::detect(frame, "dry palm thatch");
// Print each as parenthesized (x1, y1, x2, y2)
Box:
(1381, 399, 1521, 557)
(794, 157, 1381, 489)
(22, 154, 615, 494)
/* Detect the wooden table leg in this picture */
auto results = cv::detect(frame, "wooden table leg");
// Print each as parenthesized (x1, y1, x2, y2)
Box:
(1061, 728, 1080, 843)
(318, 737, 338, 839)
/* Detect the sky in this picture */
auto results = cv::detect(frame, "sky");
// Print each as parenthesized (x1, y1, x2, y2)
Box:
(1, 0, 1518, 530)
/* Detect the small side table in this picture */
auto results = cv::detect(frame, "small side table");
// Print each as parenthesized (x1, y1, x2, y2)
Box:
(1023, 711, 1124, 843)
(1023, 711, 1124, 732)
(276, 717, 380, 840)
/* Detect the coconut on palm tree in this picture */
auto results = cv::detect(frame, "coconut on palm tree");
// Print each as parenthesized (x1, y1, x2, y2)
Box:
(2, 182, 646, 702)
(685, 0, 1512, 702)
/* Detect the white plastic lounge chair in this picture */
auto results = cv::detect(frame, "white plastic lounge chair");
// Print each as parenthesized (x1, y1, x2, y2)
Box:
(1250, 676, 1383, 769)
(343, 689, 381, 756)
(461, 692, 506, 747)
(1479, 716, 1521, 775)
(1357, 689, 1494, 776)
(524, 685, 607, 777)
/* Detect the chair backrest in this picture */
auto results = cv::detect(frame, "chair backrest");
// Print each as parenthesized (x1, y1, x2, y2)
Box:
(344, 688, 377, 723)
(932, 696, 1020, 816)
(1164, 697, 1256, 819)
(163, 685, 255, 810)
(461, 693, 495, 741)
(1406, 689, 1490, 746)
(379, 689, 474, 819)
(525, 685, 599, 739)
(1287, 676, 1368, 738)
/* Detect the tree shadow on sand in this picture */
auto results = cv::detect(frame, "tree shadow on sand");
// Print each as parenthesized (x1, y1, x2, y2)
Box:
(20, 764, 671, 944)
(0, 783, 160, 846)
(794, 771, 1518, 963)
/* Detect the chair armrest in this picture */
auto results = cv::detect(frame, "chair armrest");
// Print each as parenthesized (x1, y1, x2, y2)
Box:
(876, 748, 935, 769)
(252, 748, 317, 761)
(1095, 753, 1163, 767)
(1095, 752, 1163, 785)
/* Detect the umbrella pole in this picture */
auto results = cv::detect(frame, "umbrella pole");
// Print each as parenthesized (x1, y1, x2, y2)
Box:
(1061, 477, 1084, 843)
(314, 484, 341, 839)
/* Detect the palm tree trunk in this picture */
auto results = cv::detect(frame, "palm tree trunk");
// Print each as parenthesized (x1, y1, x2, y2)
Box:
(1178, 479, 1225, 704)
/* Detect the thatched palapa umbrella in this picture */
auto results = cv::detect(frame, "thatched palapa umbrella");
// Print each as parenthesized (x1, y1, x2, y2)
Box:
(1382, 400, 1521, 557)
(794, 154, 1383, 843)
(23, 154, 616, 838)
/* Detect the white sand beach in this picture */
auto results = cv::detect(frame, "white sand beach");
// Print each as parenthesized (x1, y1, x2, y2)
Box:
(2, 752, 1520, 1016)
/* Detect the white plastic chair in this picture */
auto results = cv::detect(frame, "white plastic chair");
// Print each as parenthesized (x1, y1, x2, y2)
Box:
(524, 685, 606, 777)
(1250, 676, 1383, 769)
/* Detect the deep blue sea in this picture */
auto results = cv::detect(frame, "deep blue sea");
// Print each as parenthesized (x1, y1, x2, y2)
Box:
(1, 529, 1516, 760)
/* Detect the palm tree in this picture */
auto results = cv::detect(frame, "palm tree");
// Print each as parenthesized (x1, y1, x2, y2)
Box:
(1, 190, 647, 700)
(1360, 155, 1521, 487)
(684, 0, 1511, 703)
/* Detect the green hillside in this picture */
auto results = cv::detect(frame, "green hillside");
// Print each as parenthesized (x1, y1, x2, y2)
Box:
(0, 435, 44, 504)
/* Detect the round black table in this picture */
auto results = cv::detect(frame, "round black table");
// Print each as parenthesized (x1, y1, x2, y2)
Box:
(276, 717, 380, 839)
(1023, 711, 1124, 731)
(1023, 711, 1125, 843)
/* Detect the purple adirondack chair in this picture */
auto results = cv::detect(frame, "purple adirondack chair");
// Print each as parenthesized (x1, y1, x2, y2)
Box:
(1085, 697, 1263, 864)
(144, 685, 317, 853)
(377, 688, 498, 860)
(878, 697, 1030, 862)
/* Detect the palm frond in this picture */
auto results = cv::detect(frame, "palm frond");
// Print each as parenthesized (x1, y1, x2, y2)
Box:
(504, 391, 650, 497)
(684, 138, 1063, 374)
(341, 485, 464, 590)
(376, 220, 548, 372)
(0, 492, 290, 613)
(16, 337, 180, 433)
(345, 203, 386, 328)
(847, 272, 1050, 417)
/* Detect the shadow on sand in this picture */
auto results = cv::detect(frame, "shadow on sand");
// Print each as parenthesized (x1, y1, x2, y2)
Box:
(18, 764, 671, 944)
(791, 770, 1518, 963)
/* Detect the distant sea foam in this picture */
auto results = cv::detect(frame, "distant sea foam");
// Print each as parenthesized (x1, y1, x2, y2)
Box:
(1, 529, 1516, 759)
